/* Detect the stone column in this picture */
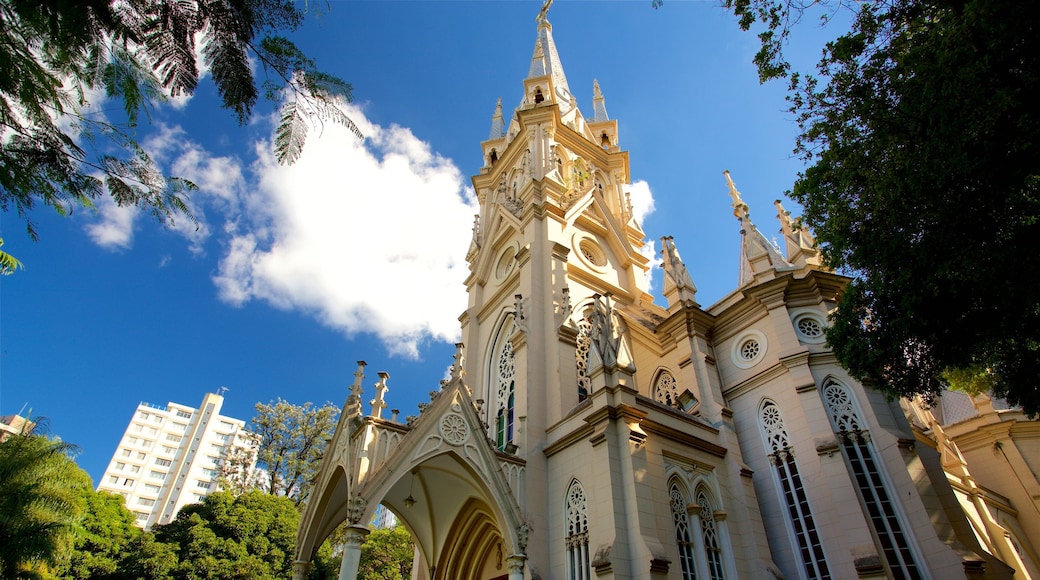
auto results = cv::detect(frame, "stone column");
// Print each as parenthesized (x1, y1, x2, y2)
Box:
(337, 525, 371, 580)
(292, 560, 312, 580)
(506, 554, 526, 580)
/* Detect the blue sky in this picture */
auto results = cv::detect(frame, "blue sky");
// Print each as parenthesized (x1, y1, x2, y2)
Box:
(0, 0, 841, 485)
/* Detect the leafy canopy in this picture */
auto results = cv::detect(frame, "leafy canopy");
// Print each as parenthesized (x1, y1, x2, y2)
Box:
(0, 427, 90, 578)
(0, 0, 360, 250)
(221, 399, 339, 506)
(722, 0, 1040, 414)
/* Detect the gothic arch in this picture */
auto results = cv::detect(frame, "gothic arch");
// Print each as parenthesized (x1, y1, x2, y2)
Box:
(564, 478, 591, 580)
(651, 367, 697, 412)
(819, 378, 926, 579)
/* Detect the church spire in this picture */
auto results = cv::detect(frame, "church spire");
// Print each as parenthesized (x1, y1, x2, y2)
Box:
(488, 97, 505, 140)
(592, 79, 609, 122)
(525, 6, 571, 103)
(724, 171, 791, 286)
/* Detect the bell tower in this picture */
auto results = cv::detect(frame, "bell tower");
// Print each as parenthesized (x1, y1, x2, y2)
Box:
(461, 14, 654, 449)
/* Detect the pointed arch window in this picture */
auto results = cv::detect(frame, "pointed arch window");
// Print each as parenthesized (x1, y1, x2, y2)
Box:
(760, 400, 830, 580)
(495, 339, 516, 451)
(575, 316, 592, 402)
(670, 483, 698, 580)
(696, 490, 725, 580)
(565, 480, 590, 580)
(822, 380, 922, 580)
(654, 370, 697, 412)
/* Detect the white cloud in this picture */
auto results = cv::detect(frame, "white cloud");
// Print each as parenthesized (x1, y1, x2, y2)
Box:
(214, 103, 478, 358)
(626, 179, 655, 226)
(625, 180, 661, 294)
(85, 194, 137, 249)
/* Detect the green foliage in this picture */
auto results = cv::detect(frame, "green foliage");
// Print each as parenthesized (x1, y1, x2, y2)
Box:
(61, 490, 141, 578)
(0, 428, 90, 578)
(155, 490, 297, 579)
(0, 237, 22, 274)
(0, 0, 359, 253)
(153, 490, 336, 579)
(724, 0, 1040, 415)
(358, 525, 414, 580)
(242, 399, 339, 506)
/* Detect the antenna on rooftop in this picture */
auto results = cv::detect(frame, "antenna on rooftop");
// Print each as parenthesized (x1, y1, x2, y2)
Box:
(216, 386, 229, 397)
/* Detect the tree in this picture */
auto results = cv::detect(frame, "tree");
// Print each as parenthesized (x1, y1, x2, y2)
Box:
(0, 428, 91, 578)
(153, 490, 337, 579)
(225, 399, 339, 506)
(723, 0, 1040, 414)
(0, 0, 360, 250)
(358, 525, 415, 580)
(60, 489, 141, 579)
(57, 487, 177, 580)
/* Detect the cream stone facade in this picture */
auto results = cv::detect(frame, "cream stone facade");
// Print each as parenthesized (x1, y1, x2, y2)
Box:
(294, 12, 1036, 580)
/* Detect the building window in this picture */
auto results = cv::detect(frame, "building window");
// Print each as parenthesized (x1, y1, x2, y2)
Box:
(172, 423, 187, 432)
(107, 475, 118, 484)
(176, 410, 192, 419)
(120, 448, 131, 457)
(154, 458, 172, 467)
(565, 479, 590, 580)
(122, 478, 135, 487)
(144, 484, 161, 493)
(697, 490, 725, 580)
(654, 370, 697, 412)
(822, 380, 922, 580)
(138, 412, 150, 421)
(792, 311, 827, 344)
(575, 316, 592, 402)
(220, 420, 234, 429)
(731, 330, 767, 369)
(135, 512, 148, 520)
(161, 446, 176, 455)
(129, 465, 141, 473)
(197, 481, 212, 489)
(137, 497, 155, 507)
(670, 483, 697, 580)
(760, 400, 830, 580)
(115, 462, 126, 470)
(495, 338, 516, 451)
(165, 433, 182, 442)
(149, 471, 166, 480)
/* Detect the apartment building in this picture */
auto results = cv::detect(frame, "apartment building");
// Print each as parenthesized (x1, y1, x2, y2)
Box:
(96, 391, 257, 529)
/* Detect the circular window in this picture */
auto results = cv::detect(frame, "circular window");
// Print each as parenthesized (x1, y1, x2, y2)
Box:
(494, 245, 518, 282)
(576, 238, 607, 269)
(739, 339, 761, 361)
(731, 330, 767, 369)
(792, 311, 827, 344)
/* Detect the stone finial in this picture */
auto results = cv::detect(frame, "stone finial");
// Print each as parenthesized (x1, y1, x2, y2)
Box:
(370, 372, 389, 419)
(514, 294, 529, 334)
(661, 236, 698, 307)
(346, 361, 366, 420)
(724, 170, 749, 222)
(451, 343, 466, 383)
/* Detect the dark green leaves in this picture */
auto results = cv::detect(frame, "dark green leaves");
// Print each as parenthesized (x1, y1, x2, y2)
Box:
(728, 0, 1040, 414)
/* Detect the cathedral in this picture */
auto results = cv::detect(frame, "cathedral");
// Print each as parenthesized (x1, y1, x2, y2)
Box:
(293, 11, 1038, 580)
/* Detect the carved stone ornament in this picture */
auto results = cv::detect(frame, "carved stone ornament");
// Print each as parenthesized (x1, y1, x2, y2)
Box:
(346, 495, 367, 525)
(439, 413, 469, 446)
